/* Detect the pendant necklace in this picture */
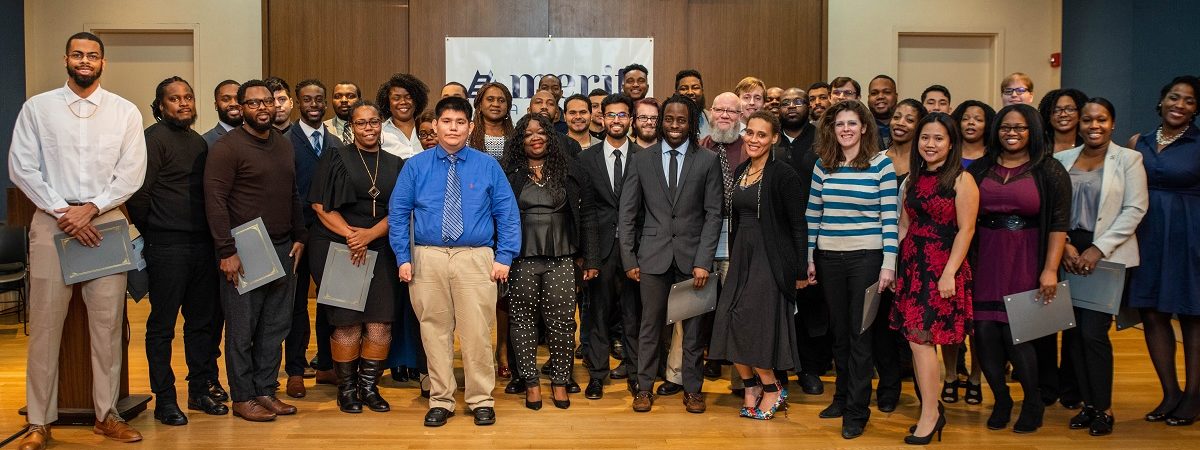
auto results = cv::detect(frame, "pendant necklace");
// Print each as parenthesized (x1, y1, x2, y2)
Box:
(356, 148, 382, 217)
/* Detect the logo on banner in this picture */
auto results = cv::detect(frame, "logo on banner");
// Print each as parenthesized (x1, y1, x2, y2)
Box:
(466, 67, 632, 100)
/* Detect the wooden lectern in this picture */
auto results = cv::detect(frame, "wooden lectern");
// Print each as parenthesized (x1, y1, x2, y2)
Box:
(9, 188, 151, 425)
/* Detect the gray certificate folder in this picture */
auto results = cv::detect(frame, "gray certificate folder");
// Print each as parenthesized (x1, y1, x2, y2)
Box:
(316, 243, 377, 312)
(666, 278, 717, 325)
(1061, 261, 1126, 315)
(1003, 281, 1076, 344)
(860, 282, 881, 334)
(233, 217, 285, 295)
(54, 219, 135, 285)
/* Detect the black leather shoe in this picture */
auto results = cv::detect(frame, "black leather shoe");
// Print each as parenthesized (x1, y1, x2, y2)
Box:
(585, 378, 604, 399)
(611, 340, 625, 360)
(656, 381, 683, 396)
(187, 394, 230, 416)
(470, 406, 496, 426)
(504, 379, 527, 394)
(610, 362, 630, 380)
(819, 402, 844, 419)
(154, 403, 188, 426)
(575, 344, 585, 360)
(1089, 412, 1114, 436)
(841, 424, 864, 439)
(799, 373, 824, 395)
(703, 361, 722, 378)
(566, 378, 581, 394)
(203, 380, 229, 402)
(424, 407, 454, 427)
(1069, 406, 1096, 429)
(878, 399, 898, 413)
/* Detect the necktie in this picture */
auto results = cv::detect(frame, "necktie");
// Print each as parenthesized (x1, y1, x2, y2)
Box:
(716, 143, 733, 214)
(612, 149, 623, 196)
(442, 154, 464, 242)
(668, 149, 680, 198)
(311, 131, 322, 156)
(340, 122, 352, 145)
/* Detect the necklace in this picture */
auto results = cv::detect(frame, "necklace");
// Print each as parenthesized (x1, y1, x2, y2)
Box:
(529, 163, 544, 170)
(355, 148, 382, 217)
(528, 173, 546, 188)
(1156, 125, 1189, 149)
(67, 99, 99, 119)
(735, 166, 764, 218)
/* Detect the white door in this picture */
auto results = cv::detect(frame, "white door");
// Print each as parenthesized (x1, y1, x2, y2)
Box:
(898, 34, 997, 111)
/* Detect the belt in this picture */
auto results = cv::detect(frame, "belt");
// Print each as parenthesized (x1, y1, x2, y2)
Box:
(66, 201, 89, 206)
(978, 214, 1037, 230)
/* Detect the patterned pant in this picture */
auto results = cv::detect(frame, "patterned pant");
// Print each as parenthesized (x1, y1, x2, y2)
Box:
(509, 256, 578, 386)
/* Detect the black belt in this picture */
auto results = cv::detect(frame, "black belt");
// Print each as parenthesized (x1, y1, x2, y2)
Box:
(65, 201, 89, 206)
(978, 214, 1037, 230)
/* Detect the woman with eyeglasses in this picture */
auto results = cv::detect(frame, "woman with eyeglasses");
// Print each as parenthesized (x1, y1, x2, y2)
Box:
(1053, 98, 1148, 436)
(501, 113, 599, 410)
(307, 102, 404, 414)
(1000, 73, 1036, 107)
(1127, 75, 1200, 427)
(1040, 89, 1089, 153)
(965, 104, 1070, 433)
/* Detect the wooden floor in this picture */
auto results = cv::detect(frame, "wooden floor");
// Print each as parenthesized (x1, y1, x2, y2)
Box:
(0, 300, 1196, 449)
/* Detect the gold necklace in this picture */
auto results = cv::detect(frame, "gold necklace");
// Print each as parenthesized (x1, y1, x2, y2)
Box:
(355, 148, 382, 217)
(68, 99, 99, 119)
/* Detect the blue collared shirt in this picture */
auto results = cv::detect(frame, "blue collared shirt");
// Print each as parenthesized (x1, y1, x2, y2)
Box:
(660, 140, 689, 181)
(388, 145, 521, 265)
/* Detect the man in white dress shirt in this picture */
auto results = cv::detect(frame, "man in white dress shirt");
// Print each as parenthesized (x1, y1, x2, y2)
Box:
(7, 32, 148, 449)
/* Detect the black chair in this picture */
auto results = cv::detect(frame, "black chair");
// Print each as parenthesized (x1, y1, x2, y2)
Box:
(0, 226, 29, 335)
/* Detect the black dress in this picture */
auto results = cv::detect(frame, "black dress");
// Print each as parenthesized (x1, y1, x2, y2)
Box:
(708, 178, 799, 370)
(307, 145, 403, 326)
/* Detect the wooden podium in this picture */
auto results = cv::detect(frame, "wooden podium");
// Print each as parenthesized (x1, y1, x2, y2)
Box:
(9, 188, 151, 425)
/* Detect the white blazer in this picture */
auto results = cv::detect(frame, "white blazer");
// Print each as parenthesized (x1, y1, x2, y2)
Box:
(1054, 141, 1149, 267)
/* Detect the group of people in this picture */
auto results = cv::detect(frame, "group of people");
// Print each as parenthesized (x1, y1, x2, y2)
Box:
(8, 31, 1200, 449)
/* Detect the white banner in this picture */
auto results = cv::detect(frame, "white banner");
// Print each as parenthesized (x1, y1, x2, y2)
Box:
(445, 37, 654, 115)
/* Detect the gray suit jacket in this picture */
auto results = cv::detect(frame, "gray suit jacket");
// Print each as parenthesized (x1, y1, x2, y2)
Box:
(617, 141, 722, 274)
(201, 123, 229, 148)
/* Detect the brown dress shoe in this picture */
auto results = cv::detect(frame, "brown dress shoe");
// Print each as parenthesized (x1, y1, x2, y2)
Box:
(683, 392, 706, 414)
(632, 391, 654, 412)
(18, 424, 50, 450)
(93, 414, 143, 442)
(315, 369, 338, 385)
(232, 400, 277, 422)
(256, 395, 298, 415)
(286, 375, 306, 398)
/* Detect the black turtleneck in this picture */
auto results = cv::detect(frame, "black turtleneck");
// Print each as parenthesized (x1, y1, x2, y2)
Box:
(127, 121, 211, 243)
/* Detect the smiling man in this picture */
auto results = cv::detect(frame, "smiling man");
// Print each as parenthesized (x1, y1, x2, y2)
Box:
(324, 81, 360, 145)
(621, 63, 649, 101)
(203, 79, 242, 148)
(868, 75, 898, 149)
(563, 93, 598, 148)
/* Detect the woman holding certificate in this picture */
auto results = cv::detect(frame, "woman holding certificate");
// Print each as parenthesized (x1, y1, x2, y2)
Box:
(308, 102, 404, 414)
(1053, 98, 1148, 436)
(965, 103, 1070, 433)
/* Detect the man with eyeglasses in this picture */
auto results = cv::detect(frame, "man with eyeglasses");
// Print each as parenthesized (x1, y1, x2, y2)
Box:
(632, 98, 660, 149)
(807, 81, 833, 124)
(204, 79, 307, 422)
(829, 76, 861, 103)
(282, 79, 341, 398)
(621, 63, 650, 101)
(203, 79, 242, 148)
(266, 77, 294, 133)
(324, 81, 361, 145)
(9, 31, 148, 449)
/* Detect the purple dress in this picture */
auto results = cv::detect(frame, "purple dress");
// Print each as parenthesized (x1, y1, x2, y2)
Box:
(974, 163, 1040, 323)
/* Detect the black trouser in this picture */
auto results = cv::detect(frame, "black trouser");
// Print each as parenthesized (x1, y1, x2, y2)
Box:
(1031, 331, 1079, 403)
(796, 285, 833, 376)
(872, 292, 905, 404)
(1063, 229, 1117, 411)
(817, 249, 882, 427)
(221, 242, 295, 402)
(586, 247, 641, 381)
(284, 248, 332, 375)
(144, 241, 222, 402)
(975, 320, 1040, 408)
(637, 264, 705, 393)
(509, 256, 577, 386)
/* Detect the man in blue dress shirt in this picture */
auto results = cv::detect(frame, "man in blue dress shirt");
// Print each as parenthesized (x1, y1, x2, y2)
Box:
(388, 96, 520, 427)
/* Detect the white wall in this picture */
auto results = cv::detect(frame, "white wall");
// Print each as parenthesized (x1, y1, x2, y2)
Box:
(24, 0, 262, 132)
(827, 0, 1062, 105)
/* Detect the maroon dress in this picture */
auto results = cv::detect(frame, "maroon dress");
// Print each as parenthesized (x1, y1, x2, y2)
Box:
(890, 170, 973, 345)
(973, 163, 1040, 323)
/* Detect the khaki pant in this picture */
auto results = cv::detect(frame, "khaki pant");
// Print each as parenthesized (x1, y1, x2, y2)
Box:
(409, 245, 497, 411)
(26, 209, 128, 425)
(664, 260, 730, 386)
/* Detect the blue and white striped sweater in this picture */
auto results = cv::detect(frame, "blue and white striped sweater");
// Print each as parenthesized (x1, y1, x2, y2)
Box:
(806, 152, 899, 269)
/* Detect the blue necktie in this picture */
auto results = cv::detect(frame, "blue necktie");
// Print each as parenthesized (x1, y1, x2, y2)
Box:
(311, 130, 322, 156)
(442, 154, 464, 242)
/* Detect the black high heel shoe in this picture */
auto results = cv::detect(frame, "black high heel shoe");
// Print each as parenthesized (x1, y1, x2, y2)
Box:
(941, 381, 959, 404)
(909, 401, 945, 433)
(1145, 393, 1182, 422)
(905, 402, 946, 445)
(525, 385, 542, 410)
(551, 384, 571, 409)
(964, 382, 983, 405)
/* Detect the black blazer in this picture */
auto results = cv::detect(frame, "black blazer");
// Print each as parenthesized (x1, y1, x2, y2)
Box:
(579, 140, 644, 260)
(505, 158, 601, 270)
(288, 123, 342, 226)
(966, 155, 1071, 272)
(729, 158, 809, 302)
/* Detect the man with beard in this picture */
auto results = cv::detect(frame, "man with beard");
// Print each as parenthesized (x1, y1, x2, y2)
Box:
(9, 32, 148, 449)
(868, 75, 898, 148)
(323, 81, 360, 145)
(675, 69, 710, 140)
(587, 89, 609, 141)
(564, 94, 598, 149)
(203, 79, 242, 147)
(266, 76, 294, 133)
(621, 63, 649, 101)
(529, 89, 583, 158)
(765, 86, 785, 116)
(632, 98, 659, 149)
(127, 76, 229, 426)
(282, 79, 341, 398)
(204, 79, 307, 422)
(538, 75, 569, 134)
(580, 93, 642, 399)
(807, 81, 832, 124)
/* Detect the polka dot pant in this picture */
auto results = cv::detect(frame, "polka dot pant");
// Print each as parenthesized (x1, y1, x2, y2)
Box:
(508, 256, 578, 386)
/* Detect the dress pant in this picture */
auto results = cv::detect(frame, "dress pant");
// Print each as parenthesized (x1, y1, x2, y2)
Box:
(409, 245, 497, 412)
(220, 242, 295, 403)
(283, 247, 318, 376)
(585, 244, 641, 381)
(144, 240, 222, 402)
(26, 209, 128, 425)
(796, 285, 834, 376)
(816, 249, 883, 428)
(872, 292, 905, 404)
(636, 264, 706, 394)
(1031, 332, 1078, 402)
(509, 256, 576, 386)
(1063, 229, 1117, 411)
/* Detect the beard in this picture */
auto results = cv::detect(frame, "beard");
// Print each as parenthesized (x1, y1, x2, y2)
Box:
(217, 108, 243, 127)
(709, 125, 740, 144)
(781, 114, 806, 131)
(67, 64, 102, 88)
(163, 113, 197, 129)
(247, 116, 273, 132)
(635, 126, 657, 142)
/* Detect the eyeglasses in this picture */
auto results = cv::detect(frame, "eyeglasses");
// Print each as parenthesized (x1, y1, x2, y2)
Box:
(605, 112, 631, 120)
(634, 115, 657, 123)
(418, 130, 437, 139)
(1002, 87, 1031, 96)
(1052, 106, 1078, 115)
(352, 119, 382, 128)
(242, 99, 271, 109)
(780, 98, 807, 107)
(832, 89, 857, 97)
(67, 52, 101, 62)
(712, 108, 741, 117)
(998, 125, 1030, 134)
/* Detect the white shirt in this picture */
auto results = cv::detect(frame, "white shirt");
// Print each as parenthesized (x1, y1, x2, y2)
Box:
(297, 120, 324, 151)
(660, 140, 689, 182)
(8, 83, 147, 218)
(603, 138, 630, 188)
(381, 119, 418, 159)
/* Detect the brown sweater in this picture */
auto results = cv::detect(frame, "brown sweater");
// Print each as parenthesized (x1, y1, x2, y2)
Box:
(204, 126, 306, 258)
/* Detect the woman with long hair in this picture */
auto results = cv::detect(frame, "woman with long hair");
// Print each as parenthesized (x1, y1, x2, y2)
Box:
(469, 81, 515, 160)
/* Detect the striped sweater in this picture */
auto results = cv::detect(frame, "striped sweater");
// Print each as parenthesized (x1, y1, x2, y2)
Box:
(806, 152, 899, 269)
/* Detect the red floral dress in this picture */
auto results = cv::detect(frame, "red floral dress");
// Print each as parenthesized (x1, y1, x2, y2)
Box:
(890, 170, 973, 345)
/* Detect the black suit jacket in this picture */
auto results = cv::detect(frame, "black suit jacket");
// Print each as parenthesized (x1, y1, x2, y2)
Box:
(287, 123, 342, 226)
(579, 139, 643, 260)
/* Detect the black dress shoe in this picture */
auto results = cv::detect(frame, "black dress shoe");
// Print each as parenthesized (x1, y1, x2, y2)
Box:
(391, 366, 410, 382)
(470, 406, 496, 425)
(204, 380, 229, 402)
(1165, 415, 1196, 426)
(1069, 406, 1096, 429)
(610, 362, 630, 380)
(611, 340, 625, 360)
(575, 344, 585, 360)
(1089, 412, 1114, 436)
(424, 407, 454, 427)
(566, 378, 581, 394)
(154, 403, 188, 426)
(703, 361, 722, 378)
(627, 380, 639, 396)
(878, 399, 898, 413)
(585, 378, 604, 399)
(187, 394, 230, 415)
(656, 381, 683, 396)
(799, 373, 824, 395)
(841, 424, 864, 439)
(819, 402, 844, 419)
(504, 379, 527, 394)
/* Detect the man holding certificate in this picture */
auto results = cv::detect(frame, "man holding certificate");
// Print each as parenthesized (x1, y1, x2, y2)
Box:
(8, 32, 147, 448)
(204, 79, 307, 422)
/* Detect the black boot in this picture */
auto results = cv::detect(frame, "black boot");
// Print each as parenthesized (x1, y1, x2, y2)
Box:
(358, 359, 391, 412)
(335, 359, 363, 413)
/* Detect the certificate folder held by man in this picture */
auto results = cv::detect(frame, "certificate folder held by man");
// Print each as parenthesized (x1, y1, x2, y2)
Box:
(54, 218, 135, 284)
(666, 278, 717, 325)
(232, 217, 286, 294)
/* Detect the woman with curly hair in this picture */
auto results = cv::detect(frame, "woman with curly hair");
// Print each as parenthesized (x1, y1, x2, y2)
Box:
(375, 73, 429, 159)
